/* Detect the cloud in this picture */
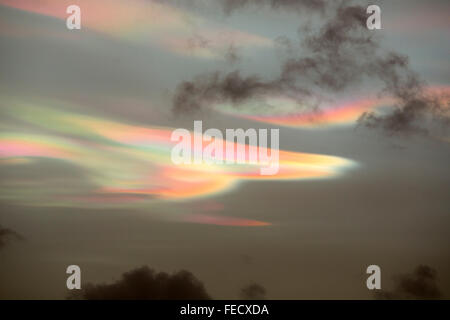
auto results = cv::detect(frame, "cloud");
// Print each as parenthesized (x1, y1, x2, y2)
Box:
(358, 87, 450, 135)
(0, 99, 355, 210)
(69, 266, 211, 300)
(239, 282, 267, 300)
(171, 1, 449, 136)
(0, 0, 272, 61)
(219, 0, 326, 15)
(375, 265, 443, 300)
(172, 71, 280, 114)
(0, 224, 23, 249)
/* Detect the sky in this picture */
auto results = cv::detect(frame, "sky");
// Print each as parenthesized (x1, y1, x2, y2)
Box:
(0, 0, 449, 299)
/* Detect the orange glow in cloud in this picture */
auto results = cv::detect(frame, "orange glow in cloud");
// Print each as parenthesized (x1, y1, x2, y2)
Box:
(215, 86, 450, 129)
(241, 99, 388, 128)
(0, 100, 356, 226)
(214, 95, 393, 129)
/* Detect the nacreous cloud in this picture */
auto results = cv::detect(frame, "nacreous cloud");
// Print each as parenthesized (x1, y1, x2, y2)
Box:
(0, 98, 356, 226)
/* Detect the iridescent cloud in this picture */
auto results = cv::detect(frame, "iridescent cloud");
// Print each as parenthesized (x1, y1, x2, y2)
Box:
(0, 99, 356, 225)
(0, 0, 273, 59)
(213, 86, 450, 129)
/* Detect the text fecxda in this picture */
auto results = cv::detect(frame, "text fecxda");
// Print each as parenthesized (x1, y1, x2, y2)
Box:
(225, 304, 269, 315)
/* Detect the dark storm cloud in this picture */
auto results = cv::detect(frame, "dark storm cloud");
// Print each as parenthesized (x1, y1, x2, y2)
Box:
(171, 0, 449, 135)
(375, 265, 443, 300)
(0, 225, 23, 249)
(172, 71, 283, 114)
(358, 87, 450, 135)
(171, 2, 369, 114)
(68, 266, 211, 300)
(279, 3, 375, 92)
(291, 3, 446, 135)
(239, 282, 267, 300)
